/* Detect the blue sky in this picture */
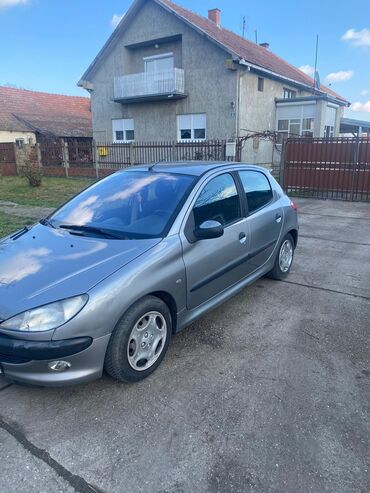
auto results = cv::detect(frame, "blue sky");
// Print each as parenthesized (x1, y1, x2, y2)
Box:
(1, 0, 369, 121)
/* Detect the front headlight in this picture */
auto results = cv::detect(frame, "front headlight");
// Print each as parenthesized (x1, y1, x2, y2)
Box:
(0, 295, 88, 332)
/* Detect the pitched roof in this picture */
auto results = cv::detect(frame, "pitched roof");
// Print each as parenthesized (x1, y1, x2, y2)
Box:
(80, 0, 347, 104)
(157, 0, 347, 103)
(0, 86, 92, 137)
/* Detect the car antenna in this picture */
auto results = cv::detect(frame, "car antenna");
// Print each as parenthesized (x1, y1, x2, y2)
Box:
(148, 160, 165, 171)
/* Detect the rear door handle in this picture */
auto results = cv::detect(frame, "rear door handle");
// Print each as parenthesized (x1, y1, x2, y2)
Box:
(275, 214, 282, 223)
(239, 232, 247, 244)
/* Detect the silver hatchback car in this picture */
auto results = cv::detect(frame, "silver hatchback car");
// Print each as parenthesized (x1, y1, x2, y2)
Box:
(0, 162, 298, 386)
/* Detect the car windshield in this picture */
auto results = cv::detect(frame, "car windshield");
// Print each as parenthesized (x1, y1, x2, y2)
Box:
(49, 171, 195, 239)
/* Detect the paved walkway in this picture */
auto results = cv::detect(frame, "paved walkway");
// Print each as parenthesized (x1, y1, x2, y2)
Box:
(0, 200, 54, 220)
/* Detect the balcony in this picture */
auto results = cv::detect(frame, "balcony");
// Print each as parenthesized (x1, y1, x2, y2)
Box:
(114, 68, 186, 103)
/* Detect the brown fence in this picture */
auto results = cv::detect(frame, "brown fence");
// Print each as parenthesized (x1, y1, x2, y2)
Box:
(0, 142, 17, 176)
(283, 137, 370, 201)
(37, 139, 231, 178)
(0, 139, 235, 179)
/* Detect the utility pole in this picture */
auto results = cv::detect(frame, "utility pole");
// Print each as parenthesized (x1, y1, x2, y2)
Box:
(242, 16, 246, 38)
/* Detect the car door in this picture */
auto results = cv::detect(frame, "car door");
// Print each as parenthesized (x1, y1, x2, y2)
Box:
(238, 170, 283, 274)
(180, 172, 250, 310)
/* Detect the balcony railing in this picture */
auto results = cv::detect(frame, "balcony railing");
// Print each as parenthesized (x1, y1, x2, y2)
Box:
(114, 68, 186, 102)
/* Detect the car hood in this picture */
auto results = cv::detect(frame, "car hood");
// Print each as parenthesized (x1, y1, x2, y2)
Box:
(0, 224, 161, 320)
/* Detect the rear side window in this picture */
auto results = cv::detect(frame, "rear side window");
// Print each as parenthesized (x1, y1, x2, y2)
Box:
(239, 171, 273, 214)
(193, 173, 241, 227)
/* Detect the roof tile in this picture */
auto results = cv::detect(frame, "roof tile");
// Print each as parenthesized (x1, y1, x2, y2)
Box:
(0, 86, 92, 137)
(157, 0, 347, 102)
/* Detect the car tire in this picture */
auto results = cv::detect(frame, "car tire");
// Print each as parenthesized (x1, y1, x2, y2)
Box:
(267, 233, 295, 280)
(104, 296, 172, 383)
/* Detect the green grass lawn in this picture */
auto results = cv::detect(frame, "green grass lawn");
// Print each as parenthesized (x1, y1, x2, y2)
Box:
(0, 211, 36, 238)
(0, 176, 95, 208)
(0, 176, 96, 238)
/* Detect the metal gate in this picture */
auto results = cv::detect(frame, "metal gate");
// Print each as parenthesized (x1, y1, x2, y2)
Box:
(283, 137, 370, 201)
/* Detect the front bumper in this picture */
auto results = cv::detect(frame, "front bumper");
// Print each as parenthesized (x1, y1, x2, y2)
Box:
(0, 334, 111, 387)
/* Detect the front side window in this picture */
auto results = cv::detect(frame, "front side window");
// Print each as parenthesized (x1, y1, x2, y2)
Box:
(193, 173, 241, 227)
(239, 171, 273, 214)
(178, 114, 206, 141)
(50, 171, 194, 239)
(112, 119, 135, 143)
(258, 77, 264, 92)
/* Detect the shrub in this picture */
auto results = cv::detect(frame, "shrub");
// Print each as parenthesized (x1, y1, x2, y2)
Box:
(20, 163, 43, 187)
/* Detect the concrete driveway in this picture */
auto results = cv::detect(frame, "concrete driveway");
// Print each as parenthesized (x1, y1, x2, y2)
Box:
(1, 198, 369, 493)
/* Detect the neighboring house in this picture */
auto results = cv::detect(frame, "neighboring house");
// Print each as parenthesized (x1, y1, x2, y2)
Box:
(78, 0, 349, 164)
(0, 86, 92, 147)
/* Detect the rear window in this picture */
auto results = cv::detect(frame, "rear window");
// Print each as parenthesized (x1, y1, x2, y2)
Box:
(238, 171, 273, 214)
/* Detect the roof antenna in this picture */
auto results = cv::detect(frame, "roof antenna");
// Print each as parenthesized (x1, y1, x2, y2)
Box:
(242, 16, 246, 38)
(148, 160, 164, 171)
(313, 34, 320, 92)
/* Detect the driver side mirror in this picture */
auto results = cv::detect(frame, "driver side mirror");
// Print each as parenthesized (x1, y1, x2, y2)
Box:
(194, 220, 224, 240)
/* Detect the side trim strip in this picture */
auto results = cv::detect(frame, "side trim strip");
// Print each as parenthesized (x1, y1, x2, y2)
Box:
(190, 238, 277, 293)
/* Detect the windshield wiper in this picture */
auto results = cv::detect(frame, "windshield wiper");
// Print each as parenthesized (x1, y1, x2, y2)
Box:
(58, 224, 127, 240)
(39, 218, 56, 229)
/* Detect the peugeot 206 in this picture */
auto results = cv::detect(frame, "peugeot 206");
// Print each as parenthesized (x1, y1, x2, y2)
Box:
(0, 162, 298, 386)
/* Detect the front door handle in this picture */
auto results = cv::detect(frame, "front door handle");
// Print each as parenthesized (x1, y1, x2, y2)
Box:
(275, 214, 282, 224)
(239, 232, 247, 244)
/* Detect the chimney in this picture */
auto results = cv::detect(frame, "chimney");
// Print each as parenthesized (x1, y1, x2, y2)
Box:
(208, 8, 221, 27)
(259, 42, 270, 49)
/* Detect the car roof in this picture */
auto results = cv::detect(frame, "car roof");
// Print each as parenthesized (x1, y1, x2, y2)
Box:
(122, 161, 269, 177)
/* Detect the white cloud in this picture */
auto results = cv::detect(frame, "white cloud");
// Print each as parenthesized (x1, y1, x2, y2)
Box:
(342, 28, 370, 47)
(360, 89, 369, 96)
(324, 70, 354, 84)
(0, 0, 27, 8)
(350, 101, 370, 113)
(111, 12, 125, 29)
(299, 64, 315, 76)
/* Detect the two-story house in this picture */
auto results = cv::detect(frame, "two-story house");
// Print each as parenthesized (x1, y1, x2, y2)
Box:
(78, 0, 349, 164)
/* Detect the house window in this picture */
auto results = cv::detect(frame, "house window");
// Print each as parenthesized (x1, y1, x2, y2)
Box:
(144, 53, 174, 73)
(302, 118, 314, 137)
(15, 138, 24, 148)
(178, 114, 206, 141)
(283, 88, 297, 99)
(258, 77, 264, 92)
(277, 117, 315, 143)
(324, 125, 334, 138)
(112, 119, 135, 143)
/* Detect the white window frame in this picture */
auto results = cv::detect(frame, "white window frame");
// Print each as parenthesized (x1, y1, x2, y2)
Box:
(143, 52, 174, 73)
(283, 88, 297, 99)
(275, 102, 316, 143)
(177, 113, 207, 142)
(112, 118, 135, 143)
